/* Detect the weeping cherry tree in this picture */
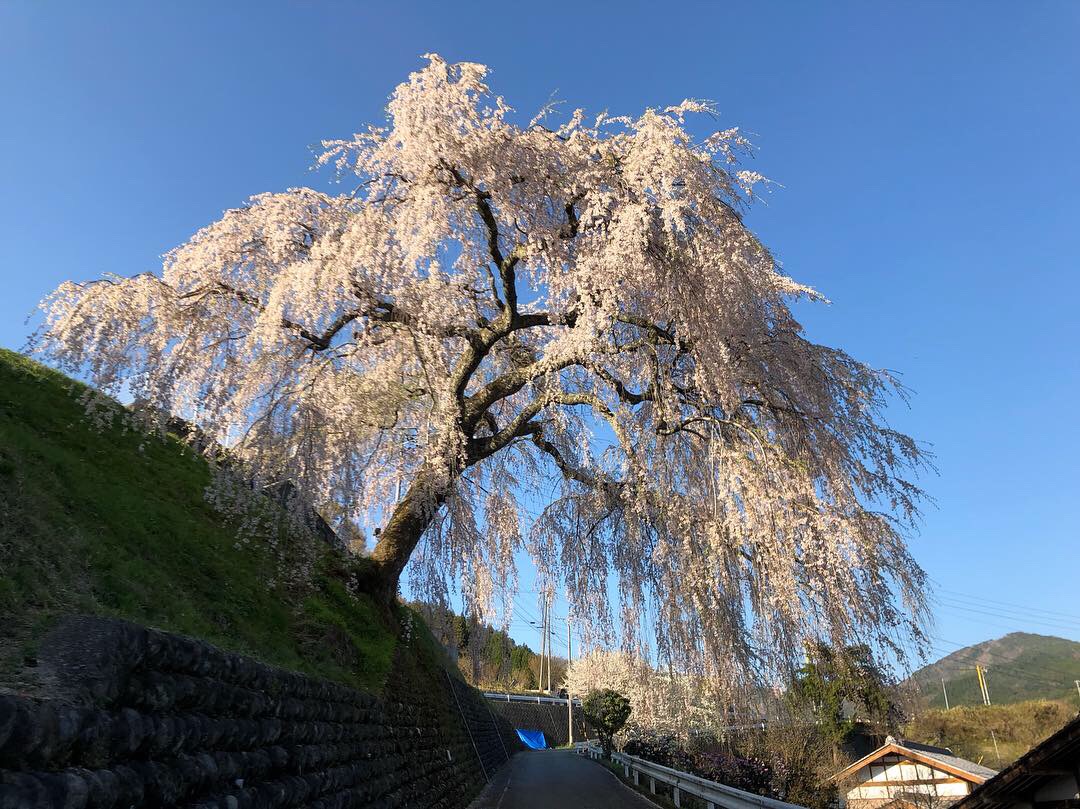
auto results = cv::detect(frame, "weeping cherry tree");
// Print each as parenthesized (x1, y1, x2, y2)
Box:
(35, 55, 929, 690)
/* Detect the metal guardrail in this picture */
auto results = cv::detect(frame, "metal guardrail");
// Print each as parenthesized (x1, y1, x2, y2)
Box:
(483, 690, 582, 707)
(576, 742, 805, 809)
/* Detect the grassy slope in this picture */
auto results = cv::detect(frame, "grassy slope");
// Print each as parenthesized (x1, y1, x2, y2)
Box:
(0, 348, 399, 694)
(904, 699, 1077, 768)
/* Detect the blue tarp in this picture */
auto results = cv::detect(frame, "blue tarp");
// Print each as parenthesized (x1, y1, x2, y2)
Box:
(515, 729, 547, 749)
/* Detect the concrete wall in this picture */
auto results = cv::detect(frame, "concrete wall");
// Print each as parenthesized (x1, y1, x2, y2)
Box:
(0, 616, 520, 808)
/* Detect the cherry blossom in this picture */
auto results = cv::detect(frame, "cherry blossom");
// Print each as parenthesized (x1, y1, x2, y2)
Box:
(35, 55, 930, 690)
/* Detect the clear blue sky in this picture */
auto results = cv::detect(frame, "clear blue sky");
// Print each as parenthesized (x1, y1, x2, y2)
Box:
(3, 1, 1079, 677)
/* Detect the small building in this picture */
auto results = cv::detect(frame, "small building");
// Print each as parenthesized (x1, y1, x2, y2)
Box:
(833, 736, 998, 809)
(949, 714, 1080, 809)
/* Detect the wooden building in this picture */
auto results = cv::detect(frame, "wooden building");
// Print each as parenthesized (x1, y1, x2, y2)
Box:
(949, 714, 1080, 809)
(833, 736, 998, 809)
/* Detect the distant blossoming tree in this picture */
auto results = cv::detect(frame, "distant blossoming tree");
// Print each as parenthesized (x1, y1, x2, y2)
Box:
(35, 55, 929, 688)
(565, 650, 726, 738)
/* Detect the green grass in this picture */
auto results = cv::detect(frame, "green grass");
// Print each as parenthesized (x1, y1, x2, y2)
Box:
(0, 348, 398, 693)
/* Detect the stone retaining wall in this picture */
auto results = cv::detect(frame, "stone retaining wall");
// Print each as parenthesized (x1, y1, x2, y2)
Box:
(0, 616, 519, 808)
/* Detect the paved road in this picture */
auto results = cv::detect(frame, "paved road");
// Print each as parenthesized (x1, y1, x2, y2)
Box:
(468, 750, 656, 809)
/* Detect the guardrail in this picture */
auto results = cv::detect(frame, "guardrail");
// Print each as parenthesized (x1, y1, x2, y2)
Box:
(577, 742, 805, 809)
(483, 690, 582, 707)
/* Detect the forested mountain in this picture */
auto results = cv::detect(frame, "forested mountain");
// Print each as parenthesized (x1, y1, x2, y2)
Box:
(908, 632, 1080, 708)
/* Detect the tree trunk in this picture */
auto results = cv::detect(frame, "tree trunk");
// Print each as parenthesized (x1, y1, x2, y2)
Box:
(367, 465, 449, 602)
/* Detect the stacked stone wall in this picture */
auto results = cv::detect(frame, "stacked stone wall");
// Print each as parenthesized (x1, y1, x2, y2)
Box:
(0, 616, 519, 808)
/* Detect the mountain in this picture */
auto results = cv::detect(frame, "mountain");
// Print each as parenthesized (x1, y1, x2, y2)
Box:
(907, 632, 1080, 709)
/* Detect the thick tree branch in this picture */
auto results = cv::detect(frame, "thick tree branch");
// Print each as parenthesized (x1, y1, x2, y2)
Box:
(617, 314, 680, 345)
(181, 281, 360, 351)
(595, 368, 654, 406)
(368, 463, 451, 594)
(531, 432, 599, 487)
(461, 353, 584, 430)
(442, 162, 521, 318)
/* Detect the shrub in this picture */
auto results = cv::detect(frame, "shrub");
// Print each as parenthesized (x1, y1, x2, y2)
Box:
(583, 688, 632, 759)
(695, 750, 773, 795)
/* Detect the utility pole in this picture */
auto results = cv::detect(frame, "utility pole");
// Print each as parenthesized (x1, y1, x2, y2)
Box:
(539, 597, 548, 693)
(990, 729, 1002, 766)
(941, 677, 950, 711)
(545, 597, 552, 692)
(976, 665, 991, 706)
(567, 609, 573, 745)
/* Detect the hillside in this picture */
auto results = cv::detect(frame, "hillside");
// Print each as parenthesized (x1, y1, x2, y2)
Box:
(905, 699, 1076, 768)
(908, 632, 1080, 709)
(0, 347, 520, 809)
(0, 348, 405, 693)
(413, 601, 568, 691)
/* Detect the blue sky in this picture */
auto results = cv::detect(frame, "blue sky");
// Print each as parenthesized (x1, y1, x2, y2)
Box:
(2, 1, 1079, 678)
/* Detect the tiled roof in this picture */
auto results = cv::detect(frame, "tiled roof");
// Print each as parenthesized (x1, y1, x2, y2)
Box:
(911, 748, 999, 781)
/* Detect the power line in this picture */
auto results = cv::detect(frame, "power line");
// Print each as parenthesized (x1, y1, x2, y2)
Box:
(929, 636, 1074, 680)
(929, 604, 1080, 649)
(932, 596, 1080, 634)
(511, 597, 541, 624)
(931, 610, 1080, 642)
(928, 643, 1080, 690)
(932, 594, 1080, 629)
(931, 581, 1080, 624)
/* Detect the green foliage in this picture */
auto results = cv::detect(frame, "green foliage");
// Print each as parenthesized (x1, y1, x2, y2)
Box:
(453, 613, 471, 651)
(789, 642, 901, 745)
(0, 349, 396, 693)
(583, 688, 632, 758)
(516, 665, 537, 690)
(904, 699, 1075, 767)
(510, 645, 534, 672)
(483, 629, 510, 678)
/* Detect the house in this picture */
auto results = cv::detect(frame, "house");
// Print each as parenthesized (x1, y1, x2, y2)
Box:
(832, 736, 999, 809)
(949, 714, 1080, 809)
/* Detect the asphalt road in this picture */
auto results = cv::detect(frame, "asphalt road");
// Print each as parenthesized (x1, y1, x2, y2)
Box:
(468, 750, 657, 809)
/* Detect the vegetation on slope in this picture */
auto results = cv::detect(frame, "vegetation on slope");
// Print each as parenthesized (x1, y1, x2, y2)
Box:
(908, 632, 1080, 709)
(905, 699, 1076, 767)
(0, 349, 399, 693)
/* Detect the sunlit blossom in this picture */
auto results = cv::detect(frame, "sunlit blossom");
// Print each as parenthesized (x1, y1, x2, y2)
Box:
(34, 55, 929, 692)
